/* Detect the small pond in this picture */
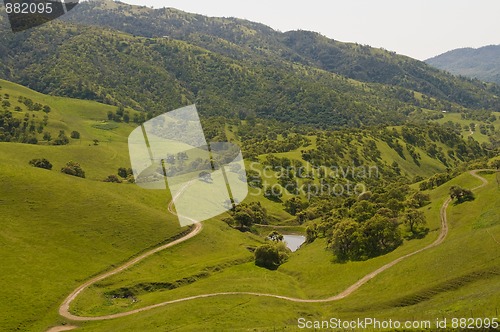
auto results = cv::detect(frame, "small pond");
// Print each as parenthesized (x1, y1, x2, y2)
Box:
(283, 234, 306, 252)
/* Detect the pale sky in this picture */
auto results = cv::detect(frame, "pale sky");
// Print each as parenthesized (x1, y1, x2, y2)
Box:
(116, 0, 500, 60)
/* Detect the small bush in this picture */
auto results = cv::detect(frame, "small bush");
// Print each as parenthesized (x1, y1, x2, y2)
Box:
(29, 158, 52, 170)
(104, 175, 122, 183)
(53, 130, 69, 145)
(118, 167, 133, 178)
(450, 185, 475, 204)
(61, 161, 85, 178)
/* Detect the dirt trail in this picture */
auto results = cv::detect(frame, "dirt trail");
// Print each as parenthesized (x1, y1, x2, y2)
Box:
(50, 170, 492, 328)
(45, 326, 78, 332)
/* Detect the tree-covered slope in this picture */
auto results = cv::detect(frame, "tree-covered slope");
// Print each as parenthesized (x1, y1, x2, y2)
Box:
(0, 19, 417, 128)
(426, 45, 500, 85)
(1, 0, 500, 129)
(61, 0, 500, 111)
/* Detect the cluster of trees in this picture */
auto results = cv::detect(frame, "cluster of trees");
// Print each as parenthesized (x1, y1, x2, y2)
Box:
(246, 170, 263, 188)
(240, 126, 311, 159)
(264, 186, 283, 201)
(322, 205, 428, 261)
(0, 90, 83, 146)
(224, 202, 268, 230)
(103, 175, 121, 183)
(239, 119, 495, 262)
(16, 96, 51, 113)
(0, 110, 48, 144)
(0, 93, 50, 114)
(107, 106, 146, 124)
(461, 110, 496, 123)
(5, 17, 495, 132)
(254, 231, 290, 270)
(288, 181, 431, 261)
(419, 172, 454, 191)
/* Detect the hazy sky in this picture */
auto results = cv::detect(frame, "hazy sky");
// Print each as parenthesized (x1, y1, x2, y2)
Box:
(117, 0, 500, 60)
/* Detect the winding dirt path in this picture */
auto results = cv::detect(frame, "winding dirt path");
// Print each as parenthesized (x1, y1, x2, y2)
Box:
(45, 326, 79, 332)
(52, 170, 493, 326)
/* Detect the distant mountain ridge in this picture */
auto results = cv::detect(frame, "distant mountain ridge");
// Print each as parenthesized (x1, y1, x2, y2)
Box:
(426, 45, 500, 84)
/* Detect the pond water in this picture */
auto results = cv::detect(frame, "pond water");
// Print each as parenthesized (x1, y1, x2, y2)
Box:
(283, 234, 306, 252)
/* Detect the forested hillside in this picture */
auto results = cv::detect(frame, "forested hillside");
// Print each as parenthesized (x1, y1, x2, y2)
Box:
(62, 0, 500, 110)
(0, 0, 499, 130)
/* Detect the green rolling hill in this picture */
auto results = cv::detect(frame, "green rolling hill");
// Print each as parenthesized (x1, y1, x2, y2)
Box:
(0, 77, 498, 331)
(0, 1, 499, 330)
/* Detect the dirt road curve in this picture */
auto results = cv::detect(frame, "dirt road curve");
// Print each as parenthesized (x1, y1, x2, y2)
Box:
(45, 326, 78, 332)
(49, 170, 493, 329)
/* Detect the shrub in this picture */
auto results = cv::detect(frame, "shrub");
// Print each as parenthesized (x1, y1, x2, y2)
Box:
(254, 242, 289, 270)
(104, 175, 122, 183)
(61, 161, 85, 178)
(29, 158, 52, 170)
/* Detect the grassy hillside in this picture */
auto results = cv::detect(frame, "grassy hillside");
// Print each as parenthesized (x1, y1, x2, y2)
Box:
(2, 1, 500, 130)
(0, 80, 188, 332)
(54, 171, 499, 331)
(0, 80, 498, 331)
(63, 1, 500, 113)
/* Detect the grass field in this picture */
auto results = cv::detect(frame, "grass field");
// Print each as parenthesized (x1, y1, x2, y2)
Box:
(435, 112, 500, 144)
(0, 80, 185, 331)
(0, 143, 187, 331)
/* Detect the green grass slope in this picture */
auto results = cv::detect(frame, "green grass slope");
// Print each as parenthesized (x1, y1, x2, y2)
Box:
(66, 171, 499, 331)
(0, 80, 187, 331)
(0, 79, 498, 331)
